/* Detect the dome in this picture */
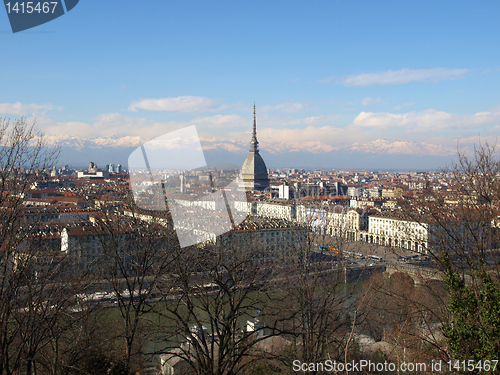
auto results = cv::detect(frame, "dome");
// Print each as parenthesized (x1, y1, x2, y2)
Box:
(242, 151, 270, 190)
(241, 106, 270, 191)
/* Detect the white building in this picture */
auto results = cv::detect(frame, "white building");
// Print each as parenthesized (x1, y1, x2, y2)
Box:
(60, 224, 133, 271)
(217, 218, 307, 262)
(327, 209, 368, 241)
(123, 208, 172, 228)
(256, 202, 296, 221)
(347, 186, 364, 198)
(362, 215, 429, 253)
(278, 184, 290, 199)
(61, 226, 108, 271)
(77, 170, 109, 179)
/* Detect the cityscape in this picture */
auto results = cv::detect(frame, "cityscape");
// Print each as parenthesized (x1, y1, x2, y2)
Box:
(2, 1, 500, 374)
(1, 111, 498, 374)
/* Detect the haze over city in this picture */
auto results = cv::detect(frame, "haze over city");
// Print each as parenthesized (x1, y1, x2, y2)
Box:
(2, 1, 500, 170)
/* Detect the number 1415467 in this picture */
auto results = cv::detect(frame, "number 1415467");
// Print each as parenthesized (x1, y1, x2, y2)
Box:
(448, 360, 498, 372)
(5, 2, 59, 14)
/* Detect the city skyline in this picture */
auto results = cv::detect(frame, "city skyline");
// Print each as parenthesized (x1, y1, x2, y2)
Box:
(2, 1, 500, 169)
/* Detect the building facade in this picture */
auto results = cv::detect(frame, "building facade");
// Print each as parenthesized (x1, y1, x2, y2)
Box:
(241, 105, 270, 191)
(361, 215, 429, 253)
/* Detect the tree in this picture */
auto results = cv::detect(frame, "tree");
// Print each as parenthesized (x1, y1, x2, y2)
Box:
(155, 228, 290, 375)
(357, 269, 450, 369)
(399, 141, 500, 361)
(358, 272, 413, 342)
(263, 215, 361, 374)
(88, 206, 179, 373)
(0, 117, 63, 375)
(442, 251, 500, 361)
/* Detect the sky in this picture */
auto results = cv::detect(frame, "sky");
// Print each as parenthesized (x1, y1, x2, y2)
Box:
(1, 1, 500, 170)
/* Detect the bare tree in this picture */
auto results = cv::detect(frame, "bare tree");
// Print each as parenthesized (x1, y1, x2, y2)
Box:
(0, 118, 63, 375)
(85, 206, 179, 373)
(155, 229, 290, 375)
(267, 221, 358, 374)
(8, 250, 94, 375)
(397, 141, 500, 361)
(358, 270, 449, 365)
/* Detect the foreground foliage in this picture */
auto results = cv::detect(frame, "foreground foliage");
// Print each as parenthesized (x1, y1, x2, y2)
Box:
(443, 252, 500, 361)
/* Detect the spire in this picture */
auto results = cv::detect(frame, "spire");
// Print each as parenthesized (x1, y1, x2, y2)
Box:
(250, 103, 259, 152)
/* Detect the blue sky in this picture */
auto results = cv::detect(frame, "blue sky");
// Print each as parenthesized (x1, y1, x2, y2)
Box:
(1, 1, 500, 170)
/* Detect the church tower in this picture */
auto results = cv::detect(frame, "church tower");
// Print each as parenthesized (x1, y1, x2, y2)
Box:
(241, 105, 270, 191)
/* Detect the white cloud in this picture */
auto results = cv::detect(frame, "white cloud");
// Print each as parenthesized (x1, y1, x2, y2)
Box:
(275, 140, 337, 154)
(350, 139, 456, 156)
(192, 114, 247, 128)
(200, 141, 245, 153)
(353, 110, 450, 131)
(352, 107, 500, 132)
(201, 124, 345, 154)
(86, 136, 145, 148)
(24, 99, 500, 160)
(261, 102, 305, 113)
(469, 107, 500, 126)
(253, 126, 345, 154)
(40, 107, 479, 158)
(352, 111, 411, 129)
(303, 115, 341, 126)
(198, 123, 458, 156)
(42, 112, 189, 149)
(129, 96, 218, 113)
(0, 102, 55, 117)
(331, 68, 467, 87)
(303, 116, 324, 126)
